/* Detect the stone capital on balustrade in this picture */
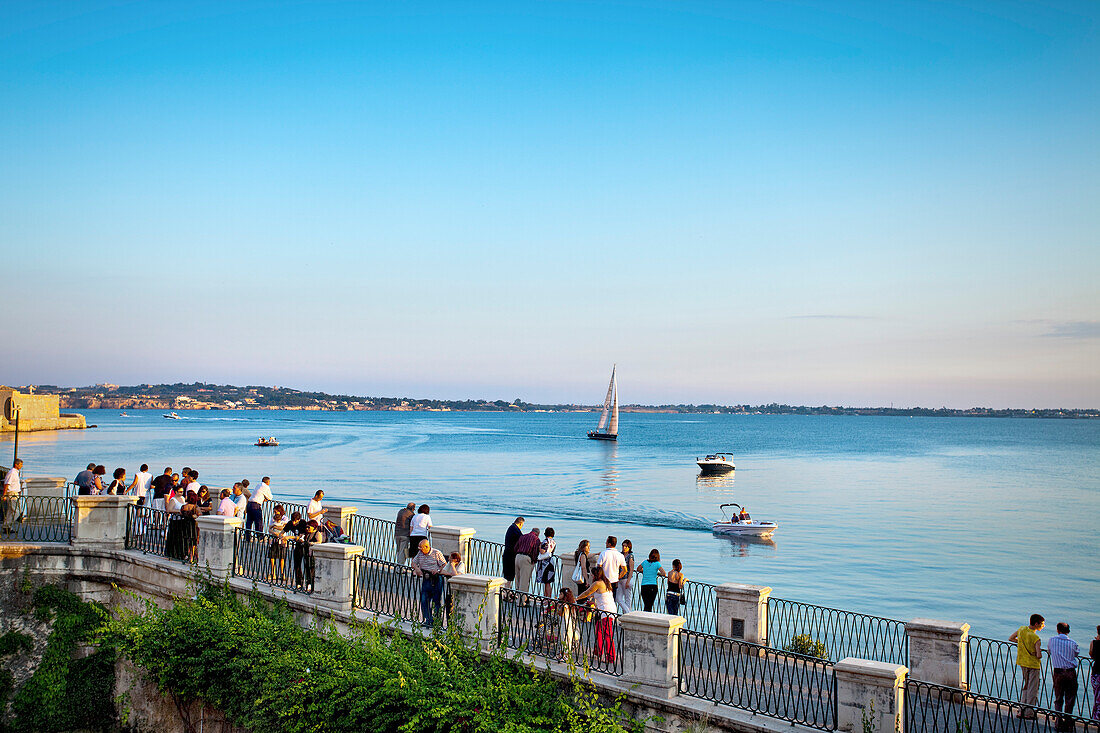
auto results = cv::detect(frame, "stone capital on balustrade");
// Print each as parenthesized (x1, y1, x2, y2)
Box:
(715, 582, 771, 643)
(834, 658, 908, 733)
(195, 515, 242, 577)
(905, 618, 970, 690)
(322, 504, 358, 528)
(72, 495, 138, 548)
(430, 526, 476, 560)
(618, 611, 686, 698)
(448, 574, 505, 650)
(310, 543, 364, 612)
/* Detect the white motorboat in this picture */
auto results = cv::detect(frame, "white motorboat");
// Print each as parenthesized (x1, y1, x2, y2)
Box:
(711, 503, 777, 538)
(697, 452, 735, 474)
(163, 412, 181, 419)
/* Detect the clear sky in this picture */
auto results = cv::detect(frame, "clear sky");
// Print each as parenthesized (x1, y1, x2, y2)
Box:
(1, 1, 1097, 408)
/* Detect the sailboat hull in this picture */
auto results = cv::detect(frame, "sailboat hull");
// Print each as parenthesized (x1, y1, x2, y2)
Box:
(587, 431, 617, 441)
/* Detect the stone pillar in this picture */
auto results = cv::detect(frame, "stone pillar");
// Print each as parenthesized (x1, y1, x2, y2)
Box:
(72, 495, 137, 548)
(24, 477, 67, 497)
(618, 611, 685, 698)
(447, 574, 505, 651)
(834, 658, 907, 733)
(323, 504, 358, 532)
(195, 515, 242, 578)
(430, 526, 475, 561)
(906, 618, 969, 689)
(310, 543, 363, 612)
(716, 583, 771, 643)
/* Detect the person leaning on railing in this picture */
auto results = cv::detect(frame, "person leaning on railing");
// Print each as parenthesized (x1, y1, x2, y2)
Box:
(410, 538, 447, 628)
(1009, 613, 1045, 718)
(576, 566, 617, 664)
(1090, 625, 1100, 720)
(1048, 622, 1080, 730)
(1, 458, 23, 537)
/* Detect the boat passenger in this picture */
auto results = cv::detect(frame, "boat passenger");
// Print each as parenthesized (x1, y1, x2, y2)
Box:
(739, 507, 750, 521)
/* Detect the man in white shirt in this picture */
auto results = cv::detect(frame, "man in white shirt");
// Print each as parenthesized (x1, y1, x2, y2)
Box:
(233, 483, 248, 519)
(597, 535, 627, 598)
(1, 459, 23, 537)
(245, 476, 273, 533)
(218, 489, 236, 517)
(306, 490, 325, 522)
(127, 463, 153, 504)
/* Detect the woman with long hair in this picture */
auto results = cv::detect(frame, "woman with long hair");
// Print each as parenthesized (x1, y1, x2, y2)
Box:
(576, 566, 617, 664)
(573, 539, 592, 595)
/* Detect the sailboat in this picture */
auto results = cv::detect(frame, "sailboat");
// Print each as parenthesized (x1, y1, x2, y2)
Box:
(587, 366, 619, 441)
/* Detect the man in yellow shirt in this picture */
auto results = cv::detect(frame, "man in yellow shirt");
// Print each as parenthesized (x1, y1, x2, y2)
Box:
(1009, 613, 1045, 717)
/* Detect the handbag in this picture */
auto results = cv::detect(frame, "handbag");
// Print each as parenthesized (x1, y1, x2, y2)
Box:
(571, 562, 584, 583)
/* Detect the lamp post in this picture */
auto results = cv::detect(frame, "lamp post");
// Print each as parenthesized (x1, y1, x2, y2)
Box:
(12, 407, 18, 465)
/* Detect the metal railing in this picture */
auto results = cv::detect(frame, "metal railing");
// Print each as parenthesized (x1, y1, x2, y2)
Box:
(125, 505, 197, 562)
(906, 677, 1100, 733)
(233, 527, 310, 593)
(346, 514, 402, 563)
(0, 495, 73, 543)
(678, 629, 837, 730)
(259, 499, 309, 529)
(966, 635, 1093, 719)
(466, 536, 505, 577)
(352, 555, 447, 627)
(629, 575, 718, 635)
(766, 596, 908, 666)
(498, 588, 623, 676)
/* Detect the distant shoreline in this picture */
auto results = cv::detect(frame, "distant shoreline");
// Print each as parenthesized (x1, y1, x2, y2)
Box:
(20, 382, 1098, 419)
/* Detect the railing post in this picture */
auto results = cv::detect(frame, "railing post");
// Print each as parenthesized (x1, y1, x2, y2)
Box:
(310, 543, 363, 613)
(446, 574, 505, 651)
(322, 504, 357, 531)
(195, 515, 242, 578)
(716, 582, 771, 643)
(430, 526, 475, 561)
(24, 477, 67, 497)
(834, 658, 907, 733)
(72, 495, 137, 549)
(557, 551, 579, 595)
(905, 618, 969, 689)
(618, 611, 685, 698)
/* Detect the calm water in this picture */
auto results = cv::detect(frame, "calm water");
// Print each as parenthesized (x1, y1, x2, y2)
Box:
(4, 410, 1098, 640)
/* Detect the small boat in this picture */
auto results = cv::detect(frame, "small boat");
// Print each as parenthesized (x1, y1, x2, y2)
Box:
(119, 412, 128, 417)
(163, 412, 181, 419)
(697, 452, 736, 474)
(712, 503, 777, 538)
(587, 366, 618, 441)
(255, 437, 279, 447)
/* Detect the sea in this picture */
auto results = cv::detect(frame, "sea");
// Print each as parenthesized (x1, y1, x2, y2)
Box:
(4, 409, 1098, 641)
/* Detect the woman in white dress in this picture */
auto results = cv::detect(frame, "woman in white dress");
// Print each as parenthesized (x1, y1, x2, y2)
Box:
(576, 566, 617, 664)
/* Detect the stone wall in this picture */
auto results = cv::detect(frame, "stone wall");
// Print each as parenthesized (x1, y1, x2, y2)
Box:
(0, 388, 86, 432)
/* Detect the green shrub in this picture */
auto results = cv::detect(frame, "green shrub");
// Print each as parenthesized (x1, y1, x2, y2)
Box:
(783, 633, 830, 660)
(0, 632, 33, 657)
(110, 581, 642, 733)
(7, 585, 115, 732)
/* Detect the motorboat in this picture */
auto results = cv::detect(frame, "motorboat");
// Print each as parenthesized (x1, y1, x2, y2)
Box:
(712, 503, 777, 538)
(163, 412, 181, 419)
(255, 437, 279, 447)
(119, 412, 128, 417)
(697, 452, 735, 474)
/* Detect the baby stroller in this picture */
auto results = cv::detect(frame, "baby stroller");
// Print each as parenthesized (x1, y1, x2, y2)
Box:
(321, 519, 352, 544)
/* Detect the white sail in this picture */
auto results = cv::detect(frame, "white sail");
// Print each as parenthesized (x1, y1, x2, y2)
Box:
(607, 377, 619, 435)
(595, 366, 616, 433)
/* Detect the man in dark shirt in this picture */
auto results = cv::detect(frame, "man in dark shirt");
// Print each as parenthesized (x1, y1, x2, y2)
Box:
(395, 502, 415, 564)
(503, 517, 524, 588)
(74, 463, 96, 495)
(150, 468, 174, 506)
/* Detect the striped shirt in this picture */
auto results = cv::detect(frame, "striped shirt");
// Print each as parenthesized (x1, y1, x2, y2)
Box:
(410, 548, 447, 576)
(1048, 634, 1079, 670)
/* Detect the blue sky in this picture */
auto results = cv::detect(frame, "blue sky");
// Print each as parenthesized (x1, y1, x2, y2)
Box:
(1, 1, 1097, 407)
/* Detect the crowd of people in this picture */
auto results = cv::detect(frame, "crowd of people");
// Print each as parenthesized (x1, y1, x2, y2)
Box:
(1011, 614, 1100, 726)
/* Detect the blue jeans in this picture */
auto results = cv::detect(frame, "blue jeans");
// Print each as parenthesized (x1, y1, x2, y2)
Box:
(420, 575, 443, 626)
(245, 502, 263, 533)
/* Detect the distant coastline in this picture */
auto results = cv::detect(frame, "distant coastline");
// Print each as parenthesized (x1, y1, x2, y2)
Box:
(22, 382, 1099, 419)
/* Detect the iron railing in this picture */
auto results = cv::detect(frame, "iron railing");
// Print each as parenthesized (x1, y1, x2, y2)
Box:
(966, 635, 1093, 719)
(906, 677, 1100, 733)
(629, 575, 717, 635)
(466, 536, 505, 577)
(259, 499, 309, 529)
(352, 556, 448, 627)
(233, 527, 310, 593)
(498, 588, 623, 676)
(346, 514, 403, 563)
(125, 505, 197, 562)
(0, 495, 73, 543)
(766, 596, 908, 666)
(678, 629, 837, 730)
